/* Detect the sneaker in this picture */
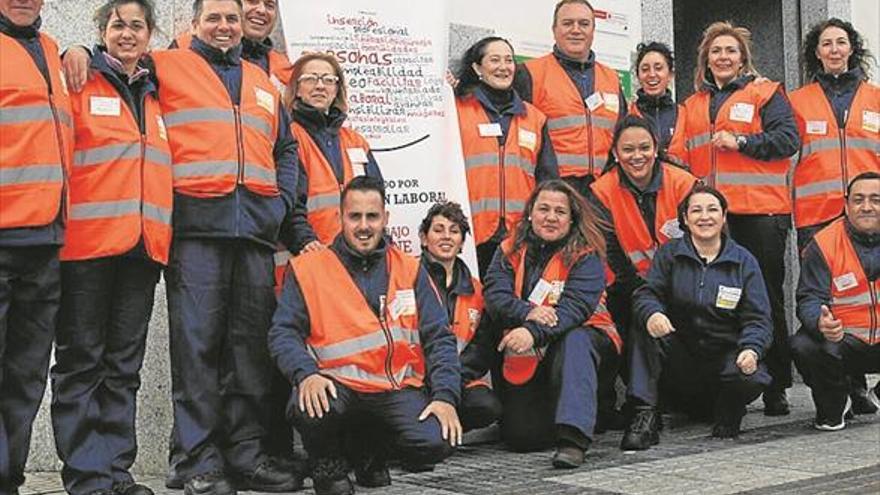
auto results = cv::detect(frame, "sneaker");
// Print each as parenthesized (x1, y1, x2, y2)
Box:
(551, 445, 585, 469)
(762, 388, 790, 416)
(851, 387, 879, 415)
(815, 397, 852, 431)
(234, 459, 303, 492)
(868, 384, 880, 412)
(353, 456, 391, 488)
(184, 471, 236, 495)
(620, 407, 660, 451)
(112, 481, 154, 495)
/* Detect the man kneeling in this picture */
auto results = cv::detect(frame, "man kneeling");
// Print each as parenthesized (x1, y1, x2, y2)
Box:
(268, 176, 461, 495)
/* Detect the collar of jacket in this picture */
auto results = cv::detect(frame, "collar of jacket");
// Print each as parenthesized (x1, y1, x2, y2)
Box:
(191, 36, 242, 67)
(0, 12, 40, 39)
(331, 233, 389, 272)
(702, 74, 755, 94)
(524, 230, 567, 265)
(421, 254, 476, 296)
(815, 67, 864, 93)
(845, 217, 880, 248)
(292, 98, 347, 134)
(672, 233, 740, 265)
(616, 158, 664, 195)
(92, 44, 152, 87)
(635, 88, 675, 112)
(553, 44, 595, 72)
(242, 36, 272, 61)
(473, 84, 526, 117)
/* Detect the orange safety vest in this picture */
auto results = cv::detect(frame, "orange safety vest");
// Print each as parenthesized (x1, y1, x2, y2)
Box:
(456, 94, 545, 245)
(152, 49, 280, 198)
(61, 72, 173, 264)
(499, 238, 621, 385)
(292, 246, 427, 393)
(174, 32, 292, 90)
(591, 163, 696, 279)
(525, 54, 621, 179)
(814, 218, 879, 345)
(790, 81, 879, 229)
(0, 32, 73, 229)
(450, 276, 491, 388)
(678, 81, 792, 214)
(291, 122, 371, 244)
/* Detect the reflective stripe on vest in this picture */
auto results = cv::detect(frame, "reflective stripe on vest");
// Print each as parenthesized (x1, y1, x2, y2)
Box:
(525, 54, 620, 179)
(292, 246, 428, 393)
(790, 81, 879, 228)
(456, 94, 544, 245)
(153, 50, 279, 198)
(679, 81, 793, 214)
(1, 32, 73, 229)
(814, 218, 879, 345)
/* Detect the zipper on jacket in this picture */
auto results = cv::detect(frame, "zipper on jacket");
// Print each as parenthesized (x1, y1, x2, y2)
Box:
(697, 264, 708, 305)
(869, 281, 878, 344)
(499, 144, 506, 233)
(138, 91, 148, 247)
(709, 122, 717, 187)
(586, 107, 595, 176)
(378, 293, 401, 389)
(233, 104, 246, 184)
(839, 110, 849, 194)
(47, 90, 69, 221)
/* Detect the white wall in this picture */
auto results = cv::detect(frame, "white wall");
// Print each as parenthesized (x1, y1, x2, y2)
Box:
(851, 0, 879, 82)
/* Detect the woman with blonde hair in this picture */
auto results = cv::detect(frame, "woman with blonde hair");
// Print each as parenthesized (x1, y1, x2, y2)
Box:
(669, 21, 799, 417)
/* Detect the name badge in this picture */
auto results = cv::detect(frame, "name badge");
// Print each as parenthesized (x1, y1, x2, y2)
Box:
(660, 218, 684, 239)
(389, 289, 416, 319)
(715, 285, 742, 310)
(729, 103, 755, 123)
(156, 116, 168, 141)
(603, 92, 619, 113)
(478, 123, 502, 137)
(90, 96, 121, 117)
(833, 272, 859, 292)
(528, 278, 553, 306)
(806, 120, 827, 135)
(269, 74, 286, 94)
(862, 110, 880, 133)
(548, 281, 565, 306)
(518, 128, 537, 152)
(347, 147, 368, 164)
(468, 308, 482, 331)
(254, 87, 275, 115)
(584, 92, 604, 112)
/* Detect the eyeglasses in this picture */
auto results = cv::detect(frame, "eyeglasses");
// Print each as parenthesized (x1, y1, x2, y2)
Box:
(298, 73, 340, 86)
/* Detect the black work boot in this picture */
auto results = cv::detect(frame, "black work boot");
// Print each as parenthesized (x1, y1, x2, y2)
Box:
(353, 455, 391, 488)
(762, 388, 790, 416)
(620, 406, 660, 451)
(311, 458, 354, 495)
(235, 458, 303, 492)
(184, 471, 236, 495)
(112, 480, 154, 495)
(711, 403, 745, 439)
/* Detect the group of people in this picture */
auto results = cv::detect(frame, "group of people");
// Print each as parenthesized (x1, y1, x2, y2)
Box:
(0, 0, 877, 495)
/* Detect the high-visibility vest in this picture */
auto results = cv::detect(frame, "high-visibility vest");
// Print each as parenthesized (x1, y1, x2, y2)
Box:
(152, 49, 280, 198)
(61, 72, 173, 264)
(591, 163, 696, 278)
(0, 32, 73, 229)
(174, 32, 292, 91)
(273, 245, 292, 296)
(450, 277, 491, 388)
(678, 81, 792, 214)
(790, 81, 879, 229)
(499, 237, 621, 385)
(814, 218, 879, 345)
(292, 246, 427, 393)
(456, 94, 544, 245)
(290, 122, 371, 244)
(525, 54, 620, 179)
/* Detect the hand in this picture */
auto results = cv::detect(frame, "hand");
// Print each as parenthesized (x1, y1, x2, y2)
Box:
(301, 240, 325, 253)
(646, 312, 675, 338)
(445, 69, 459, 89)
(736, 349, 758, 375)
(818, 305, 844, 343)
(419, 400, 462, 446)
(62, 46, 92, 93)
(711, 130, 739, 151)
(298, 374, 337, 419)
(497, 327, 535, 354)
(526, 305, 558, 327)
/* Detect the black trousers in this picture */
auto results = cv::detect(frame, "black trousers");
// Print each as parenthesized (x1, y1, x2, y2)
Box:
(0, 246, 60, 492)
(727, 213, 792, 390)
(50, 256, 161, 494)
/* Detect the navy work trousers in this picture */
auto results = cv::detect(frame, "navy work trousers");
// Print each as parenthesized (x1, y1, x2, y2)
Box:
(459, 384, 502, 432)
(0, 246, 60, 492)
(165, 239, 276, 478)
(50, 256, 161, 494)
(499, 327, 618, 452)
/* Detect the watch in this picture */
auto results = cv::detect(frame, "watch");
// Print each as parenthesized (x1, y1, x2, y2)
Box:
(735, 134, 748, 151)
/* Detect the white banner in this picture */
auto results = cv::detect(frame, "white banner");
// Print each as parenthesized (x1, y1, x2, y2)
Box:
(281, 0, 478, 270)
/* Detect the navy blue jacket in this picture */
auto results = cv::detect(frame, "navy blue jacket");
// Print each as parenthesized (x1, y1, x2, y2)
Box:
(797, 219, 880, 339)
(283, 101, 382, 253)
(483, 236, 606, 348)
(169, 38, 298, 250)
(515, 46, 628, 117)
(814, 68, 864, 128)
(633, 235, 773, 357)
(268, 235, 461, 406)
(634, 89, 678, 151)
(704, 75, 800, 161)
(0, 14, 65, 247)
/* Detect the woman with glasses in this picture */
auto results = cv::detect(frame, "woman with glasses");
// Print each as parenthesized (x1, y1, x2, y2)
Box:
(283, 52, 383, 254)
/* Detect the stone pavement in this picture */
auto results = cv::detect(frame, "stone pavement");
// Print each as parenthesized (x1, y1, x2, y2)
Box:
(21, 381, 880, 495)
